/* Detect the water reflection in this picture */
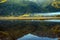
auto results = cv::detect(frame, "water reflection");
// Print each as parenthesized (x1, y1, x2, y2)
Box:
(17, 34, 58, 40)
(44, 20, 60, 22)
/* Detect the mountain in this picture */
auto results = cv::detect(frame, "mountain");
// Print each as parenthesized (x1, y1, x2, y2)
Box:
(0, 0, 60, 16)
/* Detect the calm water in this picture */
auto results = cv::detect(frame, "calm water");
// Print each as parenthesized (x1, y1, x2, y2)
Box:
(0, 20, 59, 40)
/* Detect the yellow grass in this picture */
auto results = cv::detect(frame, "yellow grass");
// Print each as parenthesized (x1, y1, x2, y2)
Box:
(0, 16, 60, 20)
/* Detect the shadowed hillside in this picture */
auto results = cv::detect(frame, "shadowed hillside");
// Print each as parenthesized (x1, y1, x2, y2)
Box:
(0, 0, 60, 16)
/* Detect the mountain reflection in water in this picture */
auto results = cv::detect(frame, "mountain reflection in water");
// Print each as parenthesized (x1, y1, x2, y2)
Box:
(17, 34, 58, 40)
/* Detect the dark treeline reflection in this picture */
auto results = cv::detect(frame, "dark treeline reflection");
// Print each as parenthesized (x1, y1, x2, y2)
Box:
(0, 20, 60, 31)
(0, 20, 59, 28)
(0, 20, 60, 39)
